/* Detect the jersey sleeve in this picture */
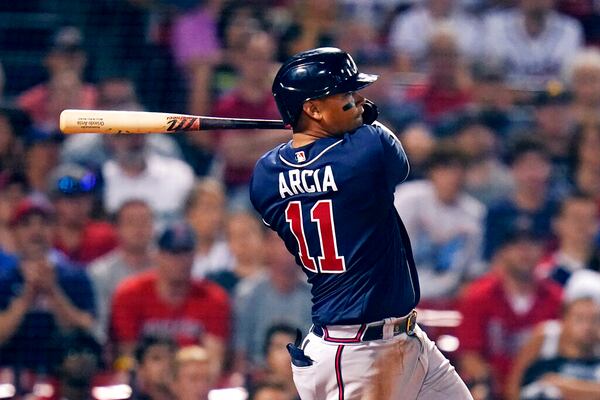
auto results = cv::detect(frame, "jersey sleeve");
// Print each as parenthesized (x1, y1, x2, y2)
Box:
(374, 122, 410, 190)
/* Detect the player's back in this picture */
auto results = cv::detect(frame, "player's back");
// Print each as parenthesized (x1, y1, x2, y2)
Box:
(251, 124, 419, 326)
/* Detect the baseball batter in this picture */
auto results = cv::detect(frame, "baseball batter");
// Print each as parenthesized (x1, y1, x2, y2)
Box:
(250, 48, 472, 400)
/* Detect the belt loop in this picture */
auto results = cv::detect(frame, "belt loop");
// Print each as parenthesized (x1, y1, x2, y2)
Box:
(382, 318, 394, 340)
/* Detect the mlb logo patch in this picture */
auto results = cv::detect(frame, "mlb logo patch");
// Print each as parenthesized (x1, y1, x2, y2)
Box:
(295, 151, 306, 162)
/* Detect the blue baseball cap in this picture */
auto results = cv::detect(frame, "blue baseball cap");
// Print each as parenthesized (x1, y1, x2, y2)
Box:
(158, 221, 197, 253)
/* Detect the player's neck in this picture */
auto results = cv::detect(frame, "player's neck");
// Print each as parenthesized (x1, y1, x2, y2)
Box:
(292, 129, 335, 148)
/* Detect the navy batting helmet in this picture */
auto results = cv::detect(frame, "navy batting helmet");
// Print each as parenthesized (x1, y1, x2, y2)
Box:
(272, 47, 378, 127)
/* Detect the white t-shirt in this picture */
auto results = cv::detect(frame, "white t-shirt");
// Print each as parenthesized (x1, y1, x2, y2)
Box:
(394, 180, 486, 300)
(102, 154, 195, 227)
(388, 6, 484, 69)
(483, 9, 583, 89)
(191, 239, 235, 278)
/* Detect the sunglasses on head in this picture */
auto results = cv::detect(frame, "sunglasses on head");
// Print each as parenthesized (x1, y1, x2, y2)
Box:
(56, 173, 97, 195)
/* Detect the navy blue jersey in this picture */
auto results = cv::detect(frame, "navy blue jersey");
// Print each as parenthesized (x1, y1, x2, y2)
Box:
(250, 123, 419, 326)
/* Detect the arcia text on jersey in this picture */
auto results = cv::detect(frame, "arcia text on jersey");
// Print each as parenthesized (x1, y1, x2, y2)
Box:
(279, 165, 338, 199)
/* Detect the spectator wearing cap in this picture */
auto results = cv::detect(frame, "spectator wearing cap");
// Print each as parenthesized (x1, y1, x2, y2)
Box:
(388, 0, 483, 72)
(0, 197, 96, 373)
(110, 221, 230, 379)
(89, 199, 155, 343)
(456, 225, 562, 399)
(393, 144, 486, 306)
(484, 135, 558, 260)
(49, 163, 118, 265)
(16, 26, 97, 136)
(536, 194, 600, 286)
(529, 82, 575, 198)
(483, 0, 583, 89)
(443, 111, 514, 206)
(506, 269, 600, 400)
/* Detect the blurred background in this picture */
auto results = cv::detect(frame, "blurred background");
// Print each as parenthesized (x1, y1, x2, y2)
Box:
(0, 1, 599, 399)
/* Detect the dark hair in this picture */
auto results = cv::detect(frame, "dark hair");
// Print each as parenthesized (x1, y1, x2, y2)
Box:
(57, 329, 103, 367)
(247, 379, 288, 400)
(424, 143, 469, 172)
(504, 134, 549, 166)
(263, 323, 298, 357)
(134, 335, 177, 364)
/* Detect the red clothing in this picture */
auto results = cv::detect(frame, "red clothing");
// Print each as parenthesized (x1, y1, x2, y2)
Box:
(212, 89, 280, 185)
(54, 221, 118, 265)
(111, 271, 230, 346)
(405, 83, 472, 122)
(17, 83, 97, 130)
(456, 272, 562, 392)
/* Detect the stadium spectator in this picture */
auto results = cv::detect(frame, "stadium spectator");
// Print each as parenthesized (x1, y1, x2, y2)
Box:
(397, 124, 437, 181)
(130, 335, 177, 400)
(48, 164, 118, 265)
(449, 112, 514, 206)
(171, 0, 222, 116)
(401, 26, 473, 125)
(233, 230, 311, 367)
(211, 30, 288, 210)
(567, 48, 600, 127)
(23, 134, 62, 195)
(0, 107, 27, 179)
(60, 76, 183, 171)
(0, 171, 28, 254)
(16, 27, 97, 136)
(110, 221, 230, 375)
(536, 194, 600, 285)
(506, 269, 600, 400)
(101, 134, 194, 228)
(0, 197, 96, 372)
(185, 179, 234, 279)
(569, 123, 600, 209)
(171, 345, 214, 400)
(388, 0, 483, 72)
(528, 83, 575, 198)
(249, 380, 292, 400)
(89, 199, 155, 342)
(484, 135, 558, 260)
(456, 226, 562, 398)
(26, 330, 103, 400)
(206, 211, 266, 295)
(483, 0, 583, 89)
(394, 144, 486, 306)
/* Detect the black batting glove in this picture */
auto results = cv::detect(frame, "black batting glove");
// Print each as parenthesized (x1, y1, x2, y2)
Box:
(362, 99, 379, 125)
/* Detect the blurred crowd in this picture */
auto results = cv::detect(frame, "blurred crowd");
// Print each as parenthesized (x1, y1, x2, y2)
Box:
(0, 0, 600, 399)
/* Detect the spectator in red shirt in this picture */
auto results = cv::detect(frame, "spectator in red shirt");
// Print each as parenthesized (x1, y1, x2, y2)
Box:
(48, 163, 118, 265)
(110, 221, 230, 377)
(16, 27, 97, 136)
(403, 26, 472, 125)
(211, 30, 290, 210)
(456, 226, 563, 399)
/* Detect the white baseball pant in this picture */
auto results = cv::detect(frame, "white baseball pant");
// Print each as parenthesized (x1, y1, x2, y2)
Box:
(290, 321, 472, 400)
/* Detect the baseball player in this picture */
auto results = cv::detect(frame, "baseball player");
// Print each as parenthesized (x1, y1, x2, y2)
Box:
(250, 48, 472, 400)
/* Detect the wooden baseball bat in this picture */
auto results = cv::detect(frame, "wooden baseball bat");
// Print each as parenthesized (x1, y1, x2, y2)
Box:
(59, 109, 288, 134)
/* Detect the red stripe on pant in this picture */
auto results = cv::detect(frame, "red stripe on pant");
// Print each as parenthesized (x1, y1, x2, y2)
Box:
(335, 345, 345, 400)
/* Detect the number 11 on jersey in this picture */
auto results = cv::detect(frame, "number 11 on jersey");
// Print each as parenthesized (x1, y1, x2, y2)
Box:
(285, 200, 346, 273)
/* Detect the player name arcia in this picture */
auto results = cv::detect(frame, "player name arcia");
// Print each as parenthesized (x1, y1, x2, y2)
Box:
(279, 165, 338, 198)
